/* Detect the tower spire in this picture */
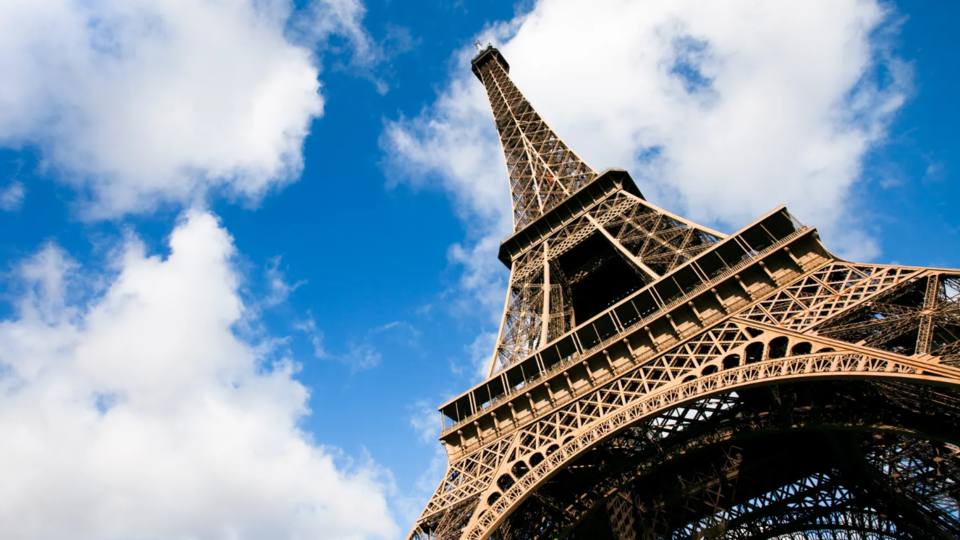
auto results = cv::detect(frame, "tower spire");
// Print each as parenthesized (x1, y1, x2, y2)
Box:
(472, 46, 597, 231)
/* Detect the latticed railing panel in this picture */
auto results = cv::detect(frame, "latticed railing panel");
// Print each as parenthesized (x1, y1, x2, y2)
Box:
(737, 263, 921, 331)
(720, 260, 960, 368)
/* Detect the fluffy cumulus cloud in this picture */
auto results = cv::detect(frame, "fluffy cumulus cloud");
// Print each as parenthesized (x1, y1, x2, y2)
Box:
(0, 0, 373, 216)
(404, 400, 447, 523)
(0, 211, 397, 540)
(0, 180, 25, 211)
(383, 0, 911, 345)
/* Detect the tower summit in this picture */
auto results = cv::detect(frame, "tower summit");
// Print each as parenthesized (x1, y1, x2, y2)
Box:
(409, 45, 960, 540)
(471, 45, 596, 230)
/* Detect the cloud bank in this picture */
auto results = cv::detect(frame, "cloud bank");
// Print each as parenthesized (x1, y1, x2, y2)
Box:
(0, 0, 373, 217)
(0, 212, 397, 540)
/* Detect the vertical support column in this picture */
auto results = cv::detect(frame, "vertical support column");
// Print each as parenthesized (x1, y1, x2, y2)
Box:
(916, 274, 939, 355)
(542, 242, 551, 346)
(488, 260, 516, 378)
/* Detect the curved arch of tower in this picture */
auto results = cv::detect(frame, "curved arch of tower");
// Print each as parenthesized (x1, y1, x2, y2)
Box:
(408, 45, 960, 540)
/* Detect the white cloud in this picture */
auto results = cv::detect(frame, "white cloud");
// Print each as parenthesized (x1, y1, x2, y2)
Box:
(0, 180, 24, 211)
(447, 237, 509, 325)
(408, 400, 438, 444)
(0, 211, 397, 540)
(264, 256, 307, 308)
(383, 76, 511, 233)
(465, 330, 498, 381)
(342, 341, 382, 371)
(403, 400, 447, 525)
(295, 313, 330, 360)
(293, 317, 421, 372)
(0, 0, 374, 217)
(292, 0, 378, 65)
(336, 321, 421, 372)
(382, 0, 911, 366)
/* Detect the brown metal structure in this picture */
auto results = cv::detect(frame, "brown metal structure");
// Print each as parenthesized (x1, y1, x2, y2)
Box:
(408, 45, 960, 540)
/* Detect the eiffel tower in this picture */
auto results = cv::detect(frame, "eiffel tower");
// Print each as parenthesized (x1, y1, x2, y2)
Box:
(408, 45, 960, 540)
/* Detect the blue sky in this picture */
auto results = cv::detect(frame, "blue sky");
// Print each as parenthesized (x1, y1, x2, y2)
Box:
(0, 0, 957, 538)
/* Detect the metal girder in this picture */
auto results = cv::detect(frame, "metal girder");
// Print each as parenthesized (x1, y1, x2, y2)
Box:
(486, 181, 728, 376)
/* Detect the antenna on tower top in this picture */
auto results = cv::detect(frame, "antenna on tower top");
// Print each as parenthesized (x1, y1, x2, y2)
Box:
(475, 41, 483, 51)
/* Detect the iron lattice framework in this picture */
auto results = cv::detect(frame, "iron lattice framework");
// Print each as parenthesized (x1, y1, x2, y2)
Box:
(408, 45, 960, 540)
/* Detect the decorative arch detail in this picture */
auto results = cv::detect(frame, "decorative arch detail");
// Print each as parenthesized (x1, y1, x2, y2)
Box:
(464, 349, 960, 539)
